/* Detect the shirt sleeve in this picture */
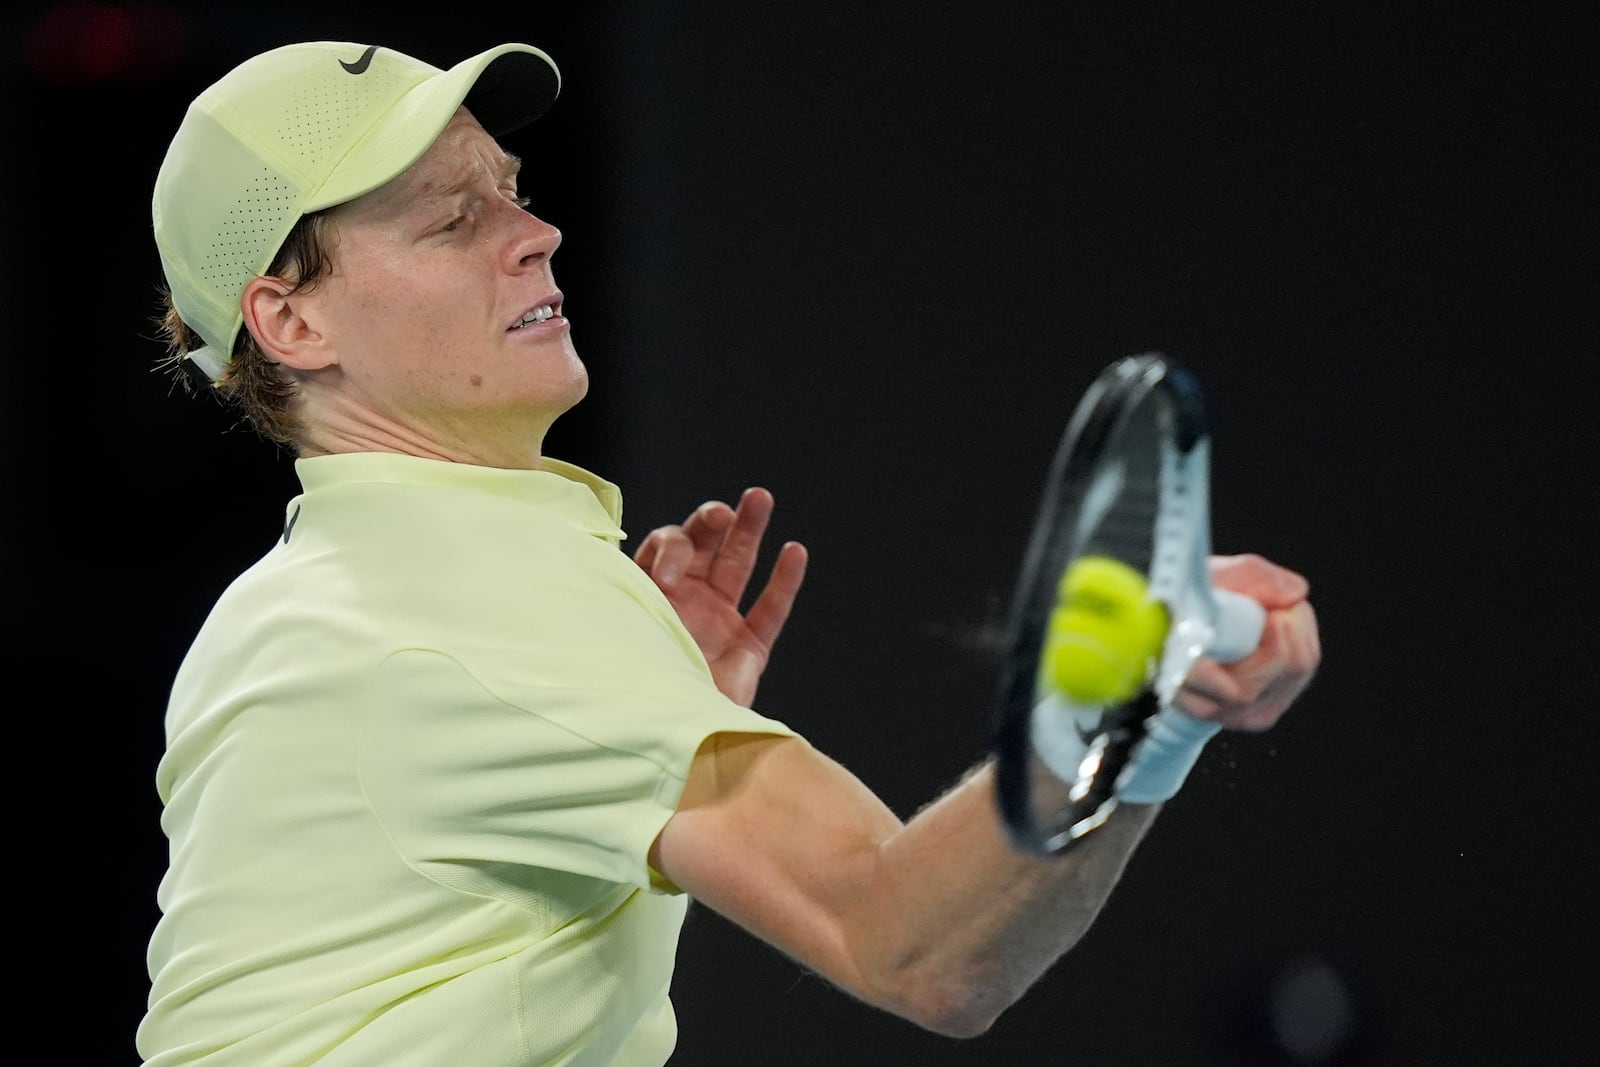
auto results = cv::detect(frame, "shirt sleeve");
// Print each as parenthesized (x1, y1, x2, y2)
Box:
(358, 648, 796, 893)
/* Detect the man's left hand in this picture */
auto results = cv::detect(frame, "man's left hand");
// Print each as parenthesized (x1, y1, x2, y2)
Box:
(633, 488, 809, 707)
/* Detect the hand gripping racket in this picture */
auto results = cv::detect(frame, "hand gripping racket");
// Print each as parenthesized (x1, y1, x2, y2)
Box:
(992, 354, 1267, 856)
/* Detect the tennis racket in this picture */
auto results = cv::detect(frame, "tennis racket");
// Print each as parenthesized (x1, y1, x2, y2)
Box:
(992, 353, 1266, 856)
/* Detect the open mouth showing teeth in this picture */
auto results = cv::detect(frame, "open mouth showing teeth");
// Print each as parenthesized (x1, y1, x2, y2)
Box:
(512, 304, 558, 329)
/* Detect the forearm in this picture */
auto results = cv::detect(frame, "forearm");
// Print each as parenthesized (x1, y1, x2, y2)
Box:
(655, 735, 1163, 1038)
(855, 758, 1160, 1036)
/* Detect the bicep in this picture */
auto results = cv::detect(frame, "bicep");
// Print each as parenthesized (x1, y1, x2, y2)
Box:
(650, 732, 905, 999)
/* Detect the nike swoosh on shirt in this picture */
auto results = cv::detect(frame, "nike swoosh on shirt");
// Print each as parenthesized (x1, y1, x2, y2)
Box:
(339, 46, 378, 75)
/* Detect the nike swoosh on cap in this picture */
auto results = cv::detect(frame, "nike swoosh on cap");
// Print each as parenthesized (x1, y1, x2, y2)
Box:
(339, 46, 378, 75)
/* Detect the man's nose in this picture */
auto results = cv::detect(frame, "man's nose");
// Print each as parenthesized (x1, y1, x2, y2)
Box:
(508, 210, 562, 270)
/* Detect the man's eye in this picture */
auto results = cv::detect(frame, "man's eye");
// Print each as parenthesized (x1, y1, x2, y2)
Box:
(440, 216, 466, 234)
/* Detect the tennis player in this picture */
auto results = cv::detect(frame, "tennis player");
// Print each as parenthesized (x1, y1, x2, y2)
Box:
(138, 40, 1320, 1067)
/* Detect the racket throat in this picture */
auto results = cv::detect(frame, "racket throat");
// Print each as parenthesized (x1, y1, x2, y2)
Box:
(1027, 691, 1157, 847)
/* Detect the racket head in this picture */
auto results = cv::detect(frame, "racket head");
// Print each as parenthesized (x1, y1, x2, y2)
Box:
(992, 353, 1211, 856)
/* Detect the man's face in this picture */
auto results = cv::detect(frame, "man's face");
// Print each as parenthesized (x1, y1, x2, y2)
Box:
(305, 107, 587, 464)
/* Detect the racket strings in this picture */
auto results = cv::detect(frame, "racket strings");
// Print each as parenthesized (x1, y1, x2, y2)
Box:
(1074, 422, 1165, 581)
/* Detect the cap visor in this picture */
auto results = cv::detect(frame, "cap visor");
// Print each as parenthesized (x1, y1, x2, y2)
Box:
(308, 43, 560, 211)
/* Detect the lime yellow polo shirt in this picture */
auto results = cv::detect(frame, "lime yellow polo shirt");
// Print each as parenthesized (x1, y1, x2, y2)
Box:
(139, 453, 796, 1067)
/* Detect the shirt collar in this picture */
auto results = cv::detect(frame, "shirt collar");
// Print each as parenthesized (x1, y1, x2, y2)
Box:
(292, 452, 626, 542)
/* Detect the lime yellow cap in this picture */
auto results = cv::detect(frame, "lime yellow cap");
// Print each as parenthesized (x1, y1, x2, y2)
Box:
(152, 41, 560, 381)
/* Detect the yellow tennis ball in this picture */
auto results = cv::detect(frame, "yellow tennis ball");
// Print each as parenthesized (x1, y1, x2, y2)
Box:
(1043, 555, 1170, 705)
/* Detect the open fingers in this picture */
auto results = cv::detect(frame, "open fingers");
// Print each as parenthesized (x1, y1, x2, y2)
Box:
(742, 540, 810, 649)
(699, 488, 776, 606)
(644, 488, 793, 610)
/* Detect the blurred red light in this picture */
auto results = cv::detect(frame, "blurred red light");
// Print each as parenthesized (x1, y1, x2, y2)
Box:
(25, 0, 190, 85)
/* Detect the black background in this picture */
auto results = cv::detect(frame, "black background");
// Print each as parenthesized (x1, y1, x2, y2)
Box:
(5, 3, 1595, 1064)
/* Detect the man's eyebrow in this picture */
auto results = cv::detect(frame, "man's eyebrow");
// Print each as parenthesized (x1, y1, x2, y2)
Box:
(414, 153, 524, 203)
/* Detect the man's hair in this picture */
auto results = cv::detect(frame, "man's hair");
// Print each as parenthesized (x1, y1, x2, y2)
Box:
(155, 210, 337, 448)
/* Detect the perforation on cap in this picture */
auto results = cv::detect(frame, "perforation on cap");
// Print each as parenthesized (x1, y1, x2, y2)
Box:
(199, 168, 296, 293)
(279, 64, 412, 165)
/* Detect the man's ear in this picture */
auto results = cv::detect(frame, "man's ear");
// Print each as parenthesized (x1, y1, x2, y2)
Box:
(240, 275, 338, 372)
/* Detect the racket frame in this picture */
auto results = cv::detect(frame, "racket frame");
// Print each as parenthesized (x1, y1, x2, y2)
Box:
(992, 354, 1215, 856)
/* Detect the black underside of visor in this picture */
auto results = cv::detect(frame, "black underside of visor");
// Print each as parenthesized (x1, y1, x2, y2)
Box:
(466, 52, 561, 137)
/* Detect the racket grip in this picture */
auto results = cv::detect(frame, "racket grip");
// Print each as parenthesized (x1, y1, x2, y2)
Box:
(1207, 588, 1267, 663)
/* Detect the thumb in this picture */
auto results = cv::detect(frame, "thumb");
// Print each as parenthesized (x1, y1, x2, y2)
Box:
(1208, 553, 1309, 610)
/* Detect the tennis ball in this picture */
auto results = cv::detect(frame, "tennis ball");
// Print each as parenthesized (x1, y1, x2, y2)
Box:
(1042, 555, 1170, 705)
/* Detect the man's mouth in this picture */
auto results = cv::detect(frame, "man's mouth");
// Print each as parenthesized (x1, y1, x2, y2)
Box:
(510, 303, 560, 329)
